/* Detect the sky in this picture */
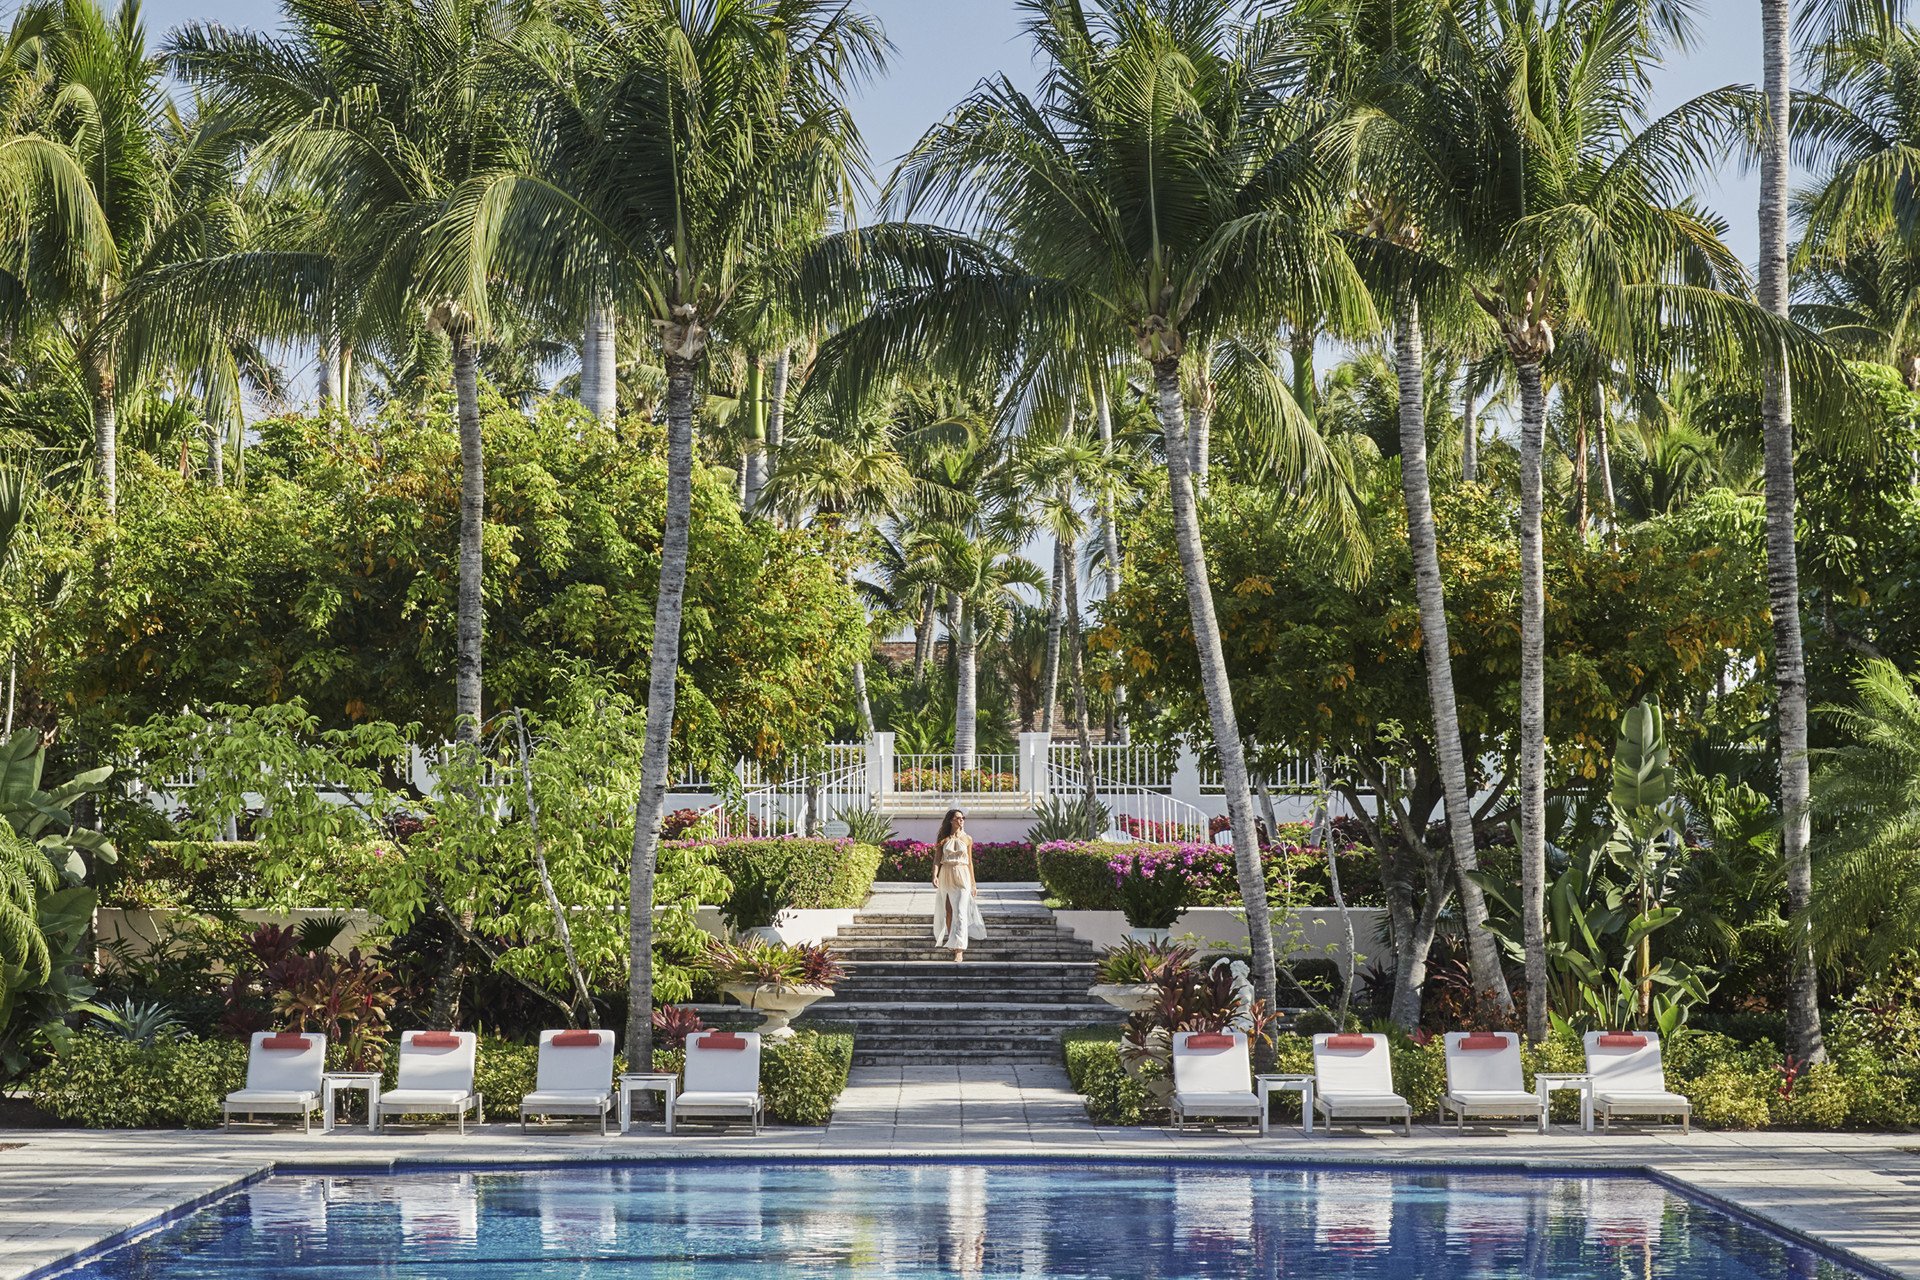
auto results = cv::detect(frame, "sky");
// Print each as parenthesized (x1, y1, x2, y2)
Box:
(135, 0, 1769, 259)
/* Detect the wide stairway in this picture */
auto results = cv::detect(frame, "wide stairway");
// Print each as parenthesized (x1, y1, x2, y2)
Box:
(809, 883, 1121, 1067)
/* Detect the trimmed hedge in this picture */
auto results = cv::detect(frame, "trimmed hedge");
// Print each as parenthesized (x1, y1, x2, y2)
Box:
(29, 1031, 249, 1127)
(105, 840, 397, 911)
(32, 1026, 857, 1128)
(1060, 1027, 1920, 1130)
(685, 839, 882, 919)
(1036, 841, 1360, 913)
(879, 840, 1040, 883)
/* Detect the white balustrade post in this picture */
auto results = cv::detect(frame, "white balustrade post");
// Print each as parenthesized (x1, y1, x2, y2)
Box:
(1171, 741, 1204, 810)
(869, 732, 894, 804)
(1018, 731, 1051, 799)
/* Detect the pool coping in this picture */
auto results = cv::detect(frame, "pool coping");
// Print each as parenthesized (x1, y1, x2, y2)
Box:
(17, 1148, 1910, 1280)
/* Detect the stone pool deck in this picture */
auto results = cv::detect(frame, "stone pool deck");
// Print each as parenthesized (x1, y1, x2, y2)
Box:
(4, 1063, 1918, 1279)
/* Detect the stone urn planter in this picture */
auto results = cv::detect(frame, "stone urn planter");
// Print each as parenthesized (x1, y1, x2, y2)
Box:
(1088, 983, 1160, 1014)
(721, 983, 835, 1039)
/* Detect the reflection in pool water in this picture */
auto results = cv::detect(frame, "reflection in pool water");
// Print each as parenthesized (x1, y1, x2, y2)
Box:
(60, 1162, 1867, 1279)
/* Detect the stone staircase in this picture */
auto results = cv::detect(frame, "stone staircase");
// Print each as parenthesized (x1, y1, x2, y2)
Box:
(804, 887, 1122, 1066)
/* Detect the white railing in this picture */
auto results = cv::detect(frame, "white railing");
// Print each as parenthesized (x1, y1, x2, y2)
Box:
(707, 753, 870, 838)
(1196, 753, 1317, 795)
(891, 752, 1023, 796)
(1045, 741, 1171, 792)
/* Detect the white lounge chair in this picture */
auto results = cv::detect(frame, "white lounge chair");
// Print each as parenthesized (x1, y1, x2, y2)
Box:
(223, 1031, 328, 1132)
(670, 1030, 764, 1132)
(1169, 1030, 1263, 1130)
(520, 1029, 616, 1135)
(1584, 1031, 1691, 1132)
(377, 1030, 483, 1134)
(1440, 1031, 1547, 1131)
(1311, 1033, 1413, 1135)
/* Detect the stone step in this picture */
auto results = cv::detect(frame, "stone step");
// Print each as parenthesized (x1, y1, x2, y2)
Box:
(836, 980, 1100, 1001)
(826, 1004, 1116, 1025)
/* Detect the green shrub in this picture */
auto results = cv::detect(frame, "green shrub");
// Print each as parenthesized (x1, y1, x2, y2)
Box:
(760, 1029, 854, 1124)
(1038, 843, 1122, 910)
(106, 840, 395, 911)
(1689, 1062, 1775, 1129)
(1062, 1029, 1157, 1124)
(467, 1036, 540, 1113)
(30, 1030, 248, 1128)
(695, 839, 883, 924)
(1775, 1062, 1852, 1129)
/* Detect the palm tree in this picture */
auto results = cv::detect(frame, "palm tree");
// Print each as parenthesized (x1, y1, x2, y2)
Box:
(1751, 0, 1918, 1065)
(0, 0, 233, 515)
(806, 0, 1368, 1016)
(911, 525, 1046, 767)
(499, 0, 884, 1069)
(167, 0, 544, 743)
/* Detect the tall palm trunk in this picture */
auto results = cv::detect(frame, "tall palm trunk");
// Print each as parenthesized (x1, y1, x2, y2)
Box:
(626, 347, 701, 1072)
(208, 420, 225, 488)
(1092, 371, 1128, 742)
(1152, 354, 1277, 1017)
(1516, 358, 1550, 1042)
(1574, 409, 1590, 539)
(1392, 294, 1516, 1025)
(582, 294, 617, 423)
(1065, 534, 1098, 809)
(848, 568, 875, 738)
(1462, 379, 1480, 483)
(452, 330, 485, 741)
(1595, 388, 1615, 530)
(89, 355, 116, 516)
(1188, 387, 1214, 500)
(1759, 0, 1825, 1064)
(767, 349, 789, 509)
(741, 357, 767, 515)
(1040, 540, 1066, 733)
(913, 584, 936, 685)
(954, 601, 979, 768)
(318, 334, 338, 408)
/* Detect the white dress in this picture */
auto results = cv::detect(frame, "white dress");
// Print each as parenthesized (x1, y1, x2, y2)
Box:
(932, 836, 987, 950)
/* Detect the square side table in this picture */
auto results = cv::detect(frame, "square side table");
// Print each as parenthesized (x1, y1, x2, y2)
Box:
(619, 1072, 680, 1135)
(1534, 1072, 1594, 1133)
(1255, 1073, 1316, 1136)
(322, 1071, 382, 1134)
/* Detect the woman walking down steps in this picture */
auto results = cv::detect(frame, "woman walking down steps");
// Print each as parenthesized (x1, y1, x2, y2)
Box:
(932, 808, 986, 962)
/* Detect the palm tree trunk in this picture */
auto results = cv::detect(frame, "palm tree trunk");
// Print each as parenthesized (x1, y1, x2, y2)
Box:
(1461, 378, 1480, 483)
(1092, 370, 1128, 743)
(1152, 355, 1277, 1020)
(583, 294, 617, 423)
(848, 569, 875, 738)
(1760, 0, 1825, 1065)
(767, 349, 789, 503)
(1516, 358, 1550, 1043)
(1291, 327, 1316, 427)
(208, 420, 225, 489)
(4, 652, 14, 736)
(1064, 533, 1098, 809)
(452, 330, 485, 742)
(742, 357, 767, 515)
(1040, 540, 1065, 733)
(1188, 399, 1213, 500)
(1596, 386, 1616, 530)
(954, 601, 979, 769)
(1575, 409, 1590, 540)
(625, 350, 701, 1072)
(1393, 293, 1516, 1025)
(913, 585, 936, 685)
(90, 357, 117, 517)
(318, 334, 338, 408)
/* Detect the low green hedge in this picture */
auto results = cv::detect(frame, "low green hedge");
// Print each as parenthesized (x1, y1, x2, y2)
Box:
(32, 1026, 856, 1129)
(104, 840, 396, 911)
(1059, 1026, 1920, 1130)
(30, 1031, 249, 1127)
(688, 839, 882, 925)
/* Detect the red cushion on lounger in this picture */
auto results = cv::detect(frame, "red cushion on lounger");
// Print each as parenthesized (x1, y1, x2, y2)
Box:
(1458, 1034, 1510, 1051)
(1324, 1034, 1375, 1050)
(551, 1030, 605, 1049)
(1597, 1033, 1648, 1049)
(1184, 1033, 1236, 1049)
(411, 1031, 462, 1049)
(697, 1032, 747, 1051)
(260, 1034, 311, 1051)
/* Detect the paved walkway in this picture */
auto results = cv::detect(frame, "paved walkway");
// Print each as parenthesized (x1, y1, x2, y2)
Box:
(857, 880, 1055, 918)
(4, 1065, 1918, 1279)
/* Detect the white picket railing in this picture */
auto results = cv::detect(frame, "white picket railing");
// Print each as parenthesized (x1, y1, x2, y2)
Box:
(1196, 753, 1317, 795)
(1045, 741, 1171, 792)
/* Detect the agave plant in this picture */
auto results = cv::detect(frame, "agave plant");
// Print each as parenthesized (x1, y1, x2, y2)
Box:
(94, 997, 185, 1047)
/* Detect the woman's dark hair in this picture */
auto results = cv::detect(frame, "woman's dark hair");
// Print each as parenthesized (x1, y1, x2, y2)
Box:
(937, 808, 966, 844)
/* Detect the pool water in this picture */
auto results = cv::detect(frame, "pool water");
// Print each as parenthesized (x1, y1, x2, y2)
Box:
(55, 1162, 1871, 1279)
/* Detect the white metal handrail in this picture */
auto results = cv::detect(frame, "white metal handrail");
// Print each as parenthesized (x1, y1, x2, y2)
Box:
(1196, 753, 1316, 795)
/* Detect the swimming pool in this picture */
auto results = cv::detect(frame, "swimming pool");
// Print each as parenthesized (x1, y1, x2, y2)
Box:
(48, 1161, 1877, 1278)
